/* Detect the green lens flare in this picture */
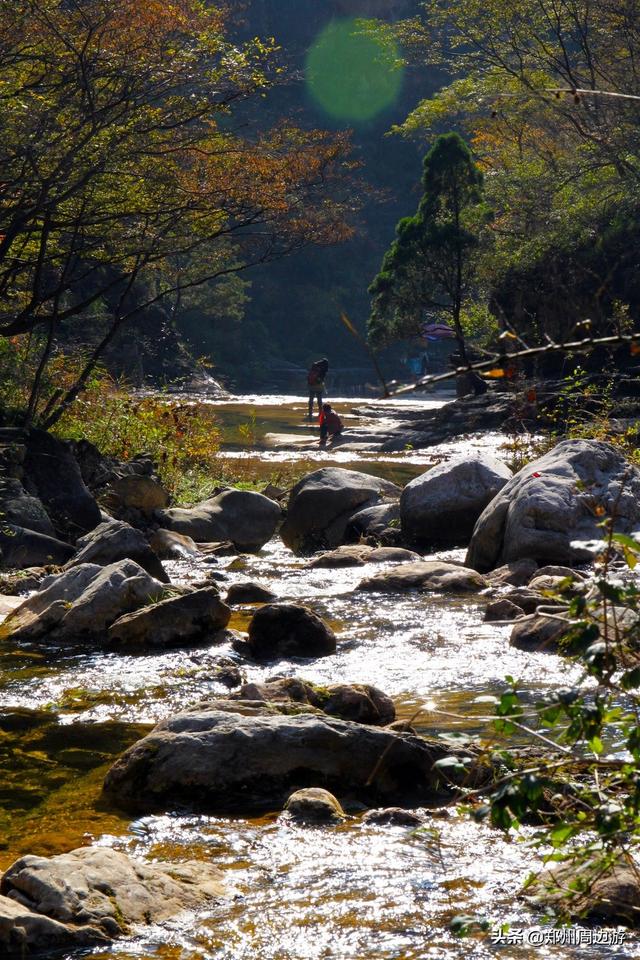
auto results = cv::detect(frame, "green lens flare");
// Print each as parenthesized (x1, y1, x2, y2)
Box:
(306, 18, 403, 123)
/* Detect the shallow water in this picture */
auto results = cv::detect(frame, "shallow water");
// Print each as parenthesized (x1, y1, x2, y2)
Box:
(0, 393, 634, 958)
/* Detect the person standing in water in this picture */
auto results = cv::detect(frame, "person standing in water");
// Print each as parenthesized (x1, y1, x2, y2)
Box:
(307, 358, 329, 418)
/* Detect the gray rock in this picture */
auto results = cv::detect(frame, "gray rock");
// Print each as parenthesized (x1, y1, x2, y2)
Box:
(368, 547, 421, 563)
(157, 489, 281, 551)
(281, 467, 400, 554)
(510, 614, 571, 652)
(0, 525, 74, 569)
(307, 545, 371, 568)
(108, 587, 231, 648)
(65, 519, 169, 583)
(526, 860, 640, 926)
(247, 603, 336, 659)
(0, 893, 108, 956)
(401, 454, 512, 547)
(230, 677, 395, 725)
(4, 560, 163, 642)
(0, 846, 224, 950)
(346, 502, 401, 539)
(225, 581, 277, 604)
(103, 475, 170, 515)
(284, 787, 346, 822)
(487, 559, 539, 587)
(149, 529, 200, 559)
(534, 565, 588, 581)
(359, 561, 487, 594)
(362, 807, 425, 827)
(24, 428, 101, 538)
(103, 709, 462, 813)
(484, 598, 525, 622)
(466, 439, 640, 572)
(0, 477, 55, 536)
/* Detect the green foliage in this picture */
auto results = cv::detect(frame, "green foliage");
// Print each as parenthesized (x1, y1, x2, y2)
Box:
(53, 373, 222, 501)
(368, 133, 489, 357)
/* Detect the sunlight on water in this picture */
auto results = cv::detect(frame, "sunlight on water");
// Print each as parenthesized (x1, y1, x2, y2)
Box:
(2, 393, 634, 960)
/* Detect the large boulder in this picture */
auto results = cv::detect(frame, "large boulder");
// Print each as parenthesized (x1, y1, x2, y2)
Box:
(359, 560, 487, 593)
(4, 560, 164, 642)
(65, 519, 169, 582)
(23, 428, 101, 538)
(0, 846, 224, 955)
(157, 489, 281, 551)
(102, 474, 170, 516)
(280, 467, 400, 553)
(401, 454, 512, 547)
(0, 525, 74, 569)
(107, 587, 230, 648)
(466, 439, 640, 572)
(103, 709, 463, 813)
(247, 603, 337, 659)
(229, 677, 395, 725)
(0, 477, 55, 537)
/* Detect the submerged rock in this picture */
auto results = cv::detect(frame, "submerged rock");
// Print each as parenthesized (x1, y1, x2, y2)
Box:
(157, 489, 281, 551)
(401, 454, 511, 547)
(284, 787, 346, 823)
(107, 587, 231, 648)
(466, 439, 640, 572)
(0, 846, 225, 956)
(4, 560, 163, 642)
(103, 709, 463, 813)
(280, 467, 400, 554)
(362, 807, 425, 827)
(359, 561, 487, 594)
(247, 603, 337, 659)
(65, 519, 168, 583)
(225, 581, 277, 604)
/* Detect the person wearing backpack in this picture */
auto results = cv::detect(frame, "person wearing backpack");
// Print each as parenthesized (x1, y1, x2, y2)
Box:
(307, 358, 329, 417)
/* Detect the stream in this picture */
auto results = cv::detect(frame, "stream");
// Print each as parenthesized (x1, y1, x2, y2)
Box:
(0, 393, 634, 959)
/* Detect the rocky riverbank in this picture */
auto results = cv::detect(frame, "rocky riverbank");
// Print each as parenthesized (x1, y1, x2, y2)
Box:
(1, 407, 640, 955)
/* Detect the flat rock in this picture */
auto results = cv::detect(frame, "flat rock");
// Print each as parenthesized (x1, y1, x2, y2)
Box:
(103, 709, 463, 813)
(484, 598, 525, 622)
(107, 587, 231, 648)
(157, 489, 281, 552)
(229, 677, 395, 725)
(0, 846, 224, 950)
(149, 529, 200, 559)
(359, 561, 487, 593)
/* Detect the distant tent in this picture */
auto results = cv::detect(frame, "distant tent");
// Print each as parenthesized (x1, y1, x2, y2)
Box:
(420, 322, 457, 342)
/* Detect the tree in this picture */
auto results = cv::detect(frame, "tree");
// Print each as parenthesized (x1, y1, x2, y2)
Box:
(392, 0, 640, 350)
(368, 133, 485, 362)
(0, 0, 355, 425)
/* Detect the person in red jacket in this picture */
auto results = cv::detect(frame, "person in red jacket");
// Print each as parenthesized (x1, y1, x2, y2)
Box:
(319, 402, 343, 447)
